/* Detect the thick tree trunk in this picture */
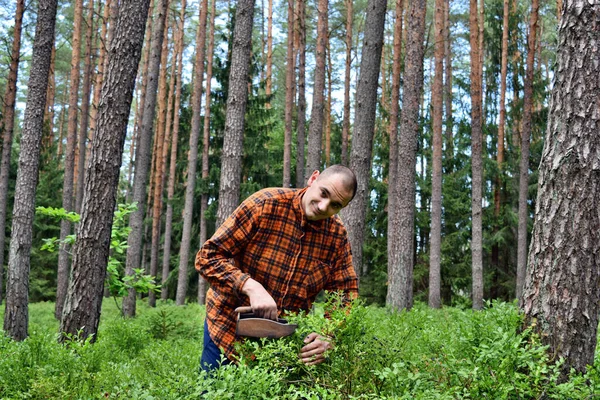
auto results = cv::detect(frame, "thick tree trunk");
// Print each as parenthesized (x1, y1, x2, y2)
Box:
(341, 0, 353, 167)
(43, 43, 56, 151)
(60, 0, 151, 341)
(122, 0, 169, 317)
(149, 16, 171, 307)
(522, 0, 599, 379)
(75, 0, 95, 215)
(282, 0, 294, 187)
(3, 0, 58, 341)
(176, 0, 209, 305)
(517, 0, 539, 304)
(429, 0, 444, 309)
(469, 0, 483, 310)
(0, 0, 25, 306)
(56, 0, 84, 320)
(305, 0, 328, 174)
(162, 0, 186, 302)
(386, 0, 404, 309)
(386, 0, 426, 310)
(216, 0, 256, 227)
(295, 0, 307, 188)
(341, 0, 387, 278)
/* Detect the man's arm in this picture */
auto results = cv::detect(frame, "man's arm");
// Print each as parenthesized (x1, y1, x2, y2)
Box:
(195, 192, 279, 319)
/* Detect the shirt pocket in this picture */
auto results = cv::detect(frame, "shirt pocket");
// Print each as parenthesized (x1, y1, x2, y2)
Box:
(305, 260, 331, 298)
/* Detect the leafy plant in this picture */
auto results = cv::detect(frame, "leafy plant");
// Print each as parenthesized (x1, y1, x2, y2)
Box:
(36, 203, 160, 315)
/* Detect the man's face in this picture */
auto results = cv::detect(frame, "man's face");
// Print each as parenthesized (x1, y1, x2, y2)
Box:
(301, 171, 353, 221)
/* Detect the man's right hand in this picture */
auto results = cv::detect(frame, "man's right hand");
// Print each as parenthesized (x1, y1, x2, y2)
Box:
(240, 278, 278, 320)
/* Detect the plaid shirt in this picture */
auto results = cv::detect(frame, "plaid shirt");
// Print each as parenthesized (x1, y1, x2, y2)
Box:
(195, 187, 359, 360)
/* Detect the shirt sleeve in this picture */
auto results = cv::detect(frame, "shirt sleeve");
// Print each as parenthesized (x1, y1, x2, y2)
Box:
(325, 228, 359, 300)
(195, 193, 264, 296)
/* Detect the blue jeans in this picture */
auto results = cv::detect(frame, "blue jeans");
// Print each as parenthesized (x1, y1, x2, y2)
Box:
(200, 319, 231, 372)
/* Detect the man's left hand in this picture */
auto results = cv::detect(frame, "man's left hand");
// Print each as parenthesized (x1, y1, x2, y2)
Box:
(299, 332, 332, 366)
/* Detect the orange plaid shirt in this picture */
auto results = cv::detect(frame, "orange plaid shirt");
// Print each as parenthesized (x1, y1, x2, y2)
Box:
(195, 187, 358, 360)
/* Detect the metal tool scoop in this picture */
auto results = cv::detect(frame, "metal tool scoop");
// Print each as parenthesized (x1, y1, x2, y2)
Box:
(234, 306, 298, 338)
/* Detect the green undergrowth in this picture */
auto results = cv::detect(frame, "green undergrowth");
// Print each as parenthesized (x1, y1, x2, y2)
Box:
(1, 297, 599, 399)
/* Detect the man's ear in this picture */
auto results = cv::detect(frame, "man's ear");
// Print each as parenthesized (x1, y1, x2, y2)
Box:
(306, 170, 320, 186)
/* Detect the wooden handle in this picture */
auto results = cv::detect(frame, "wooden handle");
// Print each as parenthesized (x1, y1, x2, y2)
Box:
(235, 306, 253, 314)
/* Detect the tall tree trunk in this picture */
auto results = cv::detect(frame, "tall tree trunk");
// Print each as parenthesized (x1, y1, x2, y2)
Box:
(60, 0, 151, 341)
(386, 0, 426, 310)
(386, 0, 404, 309)
(0, 0, 25, 306)
(493, 0, 509, 295)
(443, 0, 453, 162)
(341, 0, 353, 167)
(282, 0, 295, 187)
(265, 0, 273, 105)
(341, 0, 387, 278)
(516, 0, 539, 304)
(175, 0, 209, 305)
(56, 0, 84, 320)
(522, 0, 598, 380)
(215, 0, 256, 226)
(89, 0, 111, 150)
(469, 0, 484, 310)
(305, 0, 328, 174)
(162, 0, 187, 302)
(325, 36, 332, 166)
(429, 0, 444, 309)
(198, 0, 217, 304)
(3, 0, 58, 341)
(149, 16, 171, 307)
(75, 0, 96, 215)
(44, 43, 56, 146)
(122, 0, 169, 317)
(295, 0, 307, 187)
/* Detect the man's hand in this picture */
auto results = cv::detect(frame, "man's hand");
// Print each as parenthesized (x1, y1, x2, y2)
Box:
(299, 333, 332, 366)
(241, 278, 278, 320)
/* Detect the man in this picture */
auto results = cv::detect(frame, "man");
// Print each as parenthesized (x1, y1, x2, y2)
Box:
(195, 164, 359, 371)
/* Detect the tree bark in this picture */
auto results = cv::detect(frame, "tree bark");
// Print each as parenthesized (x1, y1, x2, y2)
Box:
(176, 0, 209, 305)
(43, 43, 56, 148)
(341, 0, 387, 278)
(429, 0, 444, 309)
(517, 0, 539, 304)
(469, 0, 484, 310)
(3, 0, 58, 341)
(282, 0, 295, 186)
(216, 0, 256, 227)
(325, 36, 332, 166)
(122, 0, 169, 317)
(305, 0, 328, 174)
(198, 0, 216, 305)
(149, 15, 171, 307)
(75, 0, 96, 215)
(386, 0, 426, 310)
(341, 0, 353, 167)
(60, 0, 151, 341)
(162, 0, 187, 302)
(56, 0, 84, 320)
(295, 0, 307, 187)
(443, 0, 452, 163)
(0, 0, 25, 306)
(522, 0, 599, 379)
(265, 0, 273, 105)
(386, 0, 404, 309)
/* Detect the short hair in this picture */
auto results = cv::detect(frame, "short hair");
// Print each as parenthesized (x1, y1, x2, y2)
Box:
(318, 165, 358, 201)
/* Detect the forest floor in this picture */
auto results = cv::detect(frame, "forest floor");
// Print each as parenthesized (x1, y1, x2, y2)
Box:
(1, 297, 599, 399)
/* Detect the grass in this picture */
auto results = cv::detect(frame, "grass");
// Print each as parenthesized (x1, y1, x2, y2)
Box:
(1, 298, 599, 399)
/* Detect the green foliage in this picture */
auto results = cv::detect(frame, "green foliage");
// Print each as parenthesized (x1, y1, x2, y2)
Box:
(1, 298, 598, 399)
(36, 203, 160, 313)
